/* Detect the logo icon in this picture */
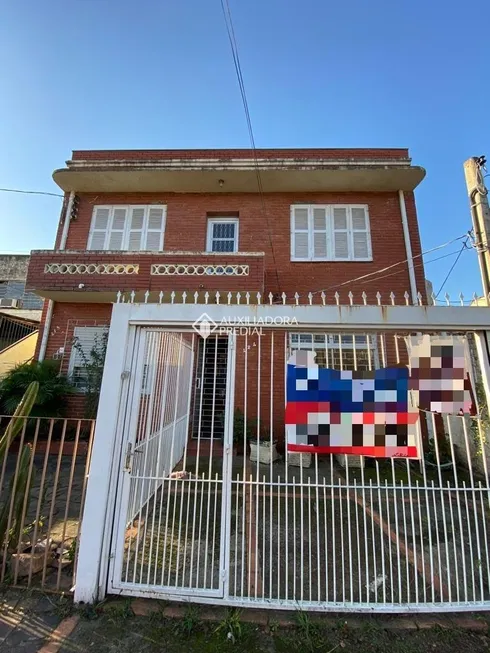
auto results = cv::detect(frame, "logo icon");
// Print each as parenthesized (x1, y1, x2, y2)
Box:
(192, 313, 217, 338)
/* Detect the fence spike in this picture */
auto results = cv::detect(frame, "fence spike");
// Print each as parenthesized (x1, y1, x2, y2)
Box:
(245, 292, 250, 305)
(281, 292, 287, 305)
(308, 292, 313, 305)
(159, 291, 164, 304)
(334, 291, 340, 306)
(294, 292, 299, 306)
(348, 291, 354, 306)
(321, 291, 326, 306)
(121, 294, 125, 303)
(227, 292, 233, 305)
(361, 291, 367, 305)
(204, 291, 209, 304)
(215, 291, 220, 305)
(170, 291, 175, 304)
(473, 292, 479, 303)
(404, 291, 410, 306)
(236, 291, 241, 305)
(417, 291, 423, 306)
(116, 291, 122, 303)
(182, 291, 187, 304)
(194, 291, 199, 304)
(144, 290, 150, 303)
(256, 292, 261, 304)
(445, 292, 450, 306)
(376, 291, 382, 306)
(459, 292, 464, 306)
(268, 292, 274, 305)
(130, 290, 136, 303)
(390, 291, 395, 306)
(431, 292, 437, 305)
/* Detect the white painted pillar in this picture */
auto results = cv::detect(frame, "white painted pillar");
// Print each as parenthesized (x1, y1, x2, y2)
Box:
(74, 304, 132, 603)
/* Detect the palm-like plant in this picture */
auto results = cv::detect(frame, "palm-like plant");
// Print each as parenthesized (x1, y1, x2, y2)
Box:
(0, 361, 74, 417)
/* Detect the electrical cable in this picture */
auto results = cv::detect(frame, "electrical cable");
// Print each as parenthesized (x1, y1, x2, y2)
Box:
(220, 0, 281, 292)
(284, 232, 470, 301)
(435, 238, 470, 298)
(0, 187, 63, 198)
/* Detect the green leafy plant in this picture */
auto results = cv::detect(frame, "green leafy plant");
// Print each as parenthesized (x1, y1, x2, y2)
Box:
(215, 608, 242, 642)
(0, 361, 73, 417)
(471, 381, 490, 454)
(71, 330, 108, 419)
(174, 604, 201, 636)
(0, 381, 39, 550)
(425, 434, 453, 466)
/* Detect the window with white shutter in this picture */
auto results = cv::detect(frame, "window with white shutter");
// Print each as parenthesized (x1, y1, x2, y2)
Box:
(290, 204, 372, 261)
(88, 208, 110, 250)
(86, 205, 166, 252)
(69, 326, 109, 390)
(291, 207, 310, 260)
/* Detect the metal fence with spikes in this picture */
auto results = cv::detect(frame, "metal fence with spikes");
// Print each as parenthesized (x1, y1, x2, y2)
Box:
(114, 289, 488, 307)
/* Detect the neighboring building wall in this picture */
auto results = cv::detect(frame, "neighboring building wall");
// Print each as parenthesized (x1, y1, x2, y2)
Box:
(0, 254, 43, 309)
(0, 331, 38, 377)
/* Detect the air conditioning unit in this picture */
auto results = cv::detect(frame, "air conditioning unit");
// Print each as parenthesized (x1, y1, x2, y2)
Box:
(0, 298, 20, 308)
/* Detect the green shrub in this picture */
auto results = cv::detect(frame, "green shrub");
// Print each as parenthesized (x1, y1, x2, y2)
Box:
(0, 361, 74, 417)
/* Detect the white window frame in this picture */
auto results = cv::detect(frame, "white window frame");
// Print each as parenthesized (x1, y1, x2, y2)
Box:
(290, 204, 372, 262)
(87, 205, 166, 251)
(289, 332, 379, 371)
(68, 326, 109, 391)
(206, 217, 239, 253)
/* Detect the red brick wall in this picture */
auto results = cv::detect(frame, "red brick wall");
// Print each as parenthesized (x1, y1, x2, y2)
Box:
(70, 148, 410, 162)
(36, 303, 112, 417)
(49, 190, 425, 301)
(35, 178, 425, 422)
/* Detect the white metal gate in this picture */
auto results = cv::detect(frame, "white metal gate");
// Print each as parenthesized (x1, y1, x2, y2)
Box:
(109, 328, 234, 597)
(80, 297, 490, 611)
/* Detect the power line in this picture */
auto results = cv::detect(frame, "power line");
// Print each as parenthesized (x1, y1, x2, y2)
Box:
(435, 238, 470, 297)
(0, 187, 63, 198)
(301, 232, 470, 299)
(220, 0, 281, 293)
(359, 246, 471, 287)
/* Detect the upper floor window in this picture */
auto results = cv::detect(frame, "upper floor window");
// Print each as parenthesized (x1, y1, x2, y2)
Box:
(290, 205, 372, 262)
(289, 332, 379, 371)
(87, 205, 166, 251)
(206, 218, 239, 252)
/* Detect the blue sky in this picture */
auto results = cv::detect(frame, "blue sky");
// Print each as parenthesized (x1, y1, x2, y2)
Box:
(1, 0, 489, 300)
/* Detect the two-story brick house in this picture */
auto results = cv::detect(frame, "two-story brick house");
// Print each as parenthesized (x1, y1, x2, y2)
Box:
(26, 148, 426, 437)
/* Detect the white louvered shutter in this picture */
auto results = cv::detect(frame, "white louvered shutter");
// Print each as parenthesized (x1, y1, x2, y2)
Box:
(312, 207, 327, 259)
(292, 207, 310, 259)
(108, 208, 127, 250)
(70, 326, 108, 389)
(332, 207, 350, 259)
(88, 208, 110, 250)
(144, 206, 165, 251)
(128, 207, 145, 251)
(351, 207, 370, 259)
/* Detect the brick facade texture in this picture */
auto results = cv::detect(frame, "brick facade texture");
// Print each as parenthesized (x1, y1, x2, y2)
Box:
(29, 149, 426, 422)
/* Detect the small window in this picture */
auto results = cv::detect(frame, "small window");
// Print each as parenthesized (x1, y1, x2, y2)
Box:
(206, 218, 239, 253)
(290, 205, 372, 262)
(87, 205, 166, 251)
(69, 326, 109, 390)
(289, 332, 378, 371)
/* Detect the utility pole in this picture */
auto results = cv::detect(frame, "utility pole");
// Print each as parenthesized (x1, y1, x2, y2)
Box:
(464, 156, 490, 304)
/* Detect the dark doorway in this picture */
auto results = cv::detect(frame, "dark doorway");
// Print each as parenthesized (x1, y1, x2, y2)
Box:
(191, 336, 228, 440)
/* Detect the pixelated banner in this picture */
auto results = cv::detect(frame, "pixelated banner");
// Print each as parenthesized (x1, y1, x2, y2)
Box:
(406, 335, 476, 416)
(285, 351, 420, 459)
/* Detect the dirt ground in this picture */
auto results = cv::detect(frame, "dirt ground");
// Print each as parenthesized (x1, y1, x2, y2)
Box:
(0, 589, 490, 653)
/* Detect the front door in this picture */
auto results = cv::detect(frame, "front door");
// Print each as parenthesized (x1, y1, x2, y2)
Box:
(192, 336, 229, 440)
